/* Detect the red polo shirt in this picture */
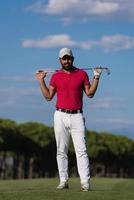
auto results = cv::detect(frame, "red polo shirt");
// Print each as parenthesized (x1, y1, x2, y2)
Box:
(50, 68, 90, 110)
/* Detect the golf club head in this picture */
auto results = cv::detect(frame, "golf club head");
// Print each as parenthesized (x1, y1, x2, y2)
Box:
(97, 66, 111, 75)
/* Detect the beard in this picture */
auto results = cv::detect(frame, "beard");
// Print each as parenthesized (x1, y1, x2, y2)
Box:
(62, 63, 73, 71)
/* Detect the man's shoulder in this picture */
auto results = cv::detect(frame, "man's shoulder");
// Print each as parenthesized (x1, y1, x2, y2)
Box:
(76, 68, 88, 76)
(50, 69, 64, 79)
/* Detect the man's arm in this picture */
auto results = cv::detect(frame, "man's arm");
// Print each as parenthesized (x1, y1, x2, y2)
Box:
(84, 68, 102, 98)
(84, 78, 99, 98)
(36, 71, 56, 101)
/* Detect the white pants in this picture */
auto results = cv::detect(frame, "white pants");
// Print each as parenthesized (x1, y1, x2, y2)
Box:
(54, 110, 90, 183)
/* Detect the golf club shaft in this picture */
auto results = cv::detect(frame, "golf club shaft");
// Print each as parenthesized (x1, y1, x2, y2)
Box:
(37, 66, 110, 75)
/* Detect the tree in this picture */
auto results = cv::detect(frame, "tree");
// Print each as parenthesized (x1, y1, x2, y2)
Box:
(0, 119, 42, 179)
(18, 122, 57, 178)
(87, 130, 134, 177)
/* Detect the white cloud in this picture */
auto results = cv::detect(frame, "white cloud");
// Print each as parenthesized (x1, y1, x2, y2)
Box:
(22, 33, 134, 52)
(90, 1, 119, 15)
(88, 96, 125, 109)
(99, 34, 134, 52)
(90, 97, 113, 109)
(96, 118, 134, 125)
(60, 17, 74, 25)
(44, 0, 119, 15)
(22, 34, 77, 48)
(26, 0, 119, 15)
(0, 87, 39, 108)
(0, 75, 35, 82)
(25, 0, 134, 21)
(94, 118, 134, 134)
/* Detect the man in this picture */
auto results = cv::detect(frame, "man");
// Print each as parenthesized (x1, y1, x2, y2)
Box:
(36, 47, 102, 191)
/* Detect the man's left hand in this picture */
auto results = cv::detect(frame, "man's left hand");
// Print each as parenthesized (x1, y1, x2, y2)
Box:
(93, 67, 102, 79)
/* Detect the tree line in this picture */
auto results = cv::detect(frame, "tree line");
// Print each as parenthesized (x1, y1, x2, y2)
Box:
(0, 118, 134, 179)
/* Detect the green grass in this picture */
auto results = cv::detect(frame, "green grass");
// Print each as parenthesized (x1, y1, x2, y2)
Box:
(0, 178, 134, 200)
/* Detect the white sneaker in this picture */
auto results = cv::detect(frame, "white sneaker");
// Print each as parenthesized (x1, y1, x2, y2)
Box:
(56, 181, 69, 190)
(81, 182, 91, 191)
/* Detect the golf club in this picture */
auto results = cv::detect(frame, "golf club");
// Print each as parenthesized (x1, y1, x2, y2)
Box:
(36, 66, 111, 75)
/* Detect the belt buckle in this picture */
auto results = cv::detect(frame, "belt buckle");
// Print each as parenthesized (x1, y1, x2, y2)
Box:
(65, 109, 71, 113)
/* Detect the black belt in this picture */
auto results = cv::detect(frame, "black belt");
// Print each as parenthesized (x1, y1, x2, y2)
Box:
(56, 108, 83, 114)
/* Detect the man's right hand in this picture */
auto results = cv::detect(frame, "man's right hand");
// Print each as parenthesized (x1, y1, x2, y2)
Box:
(35, 70, 47, 81)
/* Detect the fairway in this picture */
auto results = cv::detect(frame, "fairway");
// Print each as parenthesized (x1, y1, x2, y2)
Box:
(0, 178, 134, 200)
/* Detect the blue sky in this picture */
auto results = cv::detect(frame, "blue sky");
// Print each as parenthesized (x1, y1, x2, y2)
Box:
(0, 0, 134, 139)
